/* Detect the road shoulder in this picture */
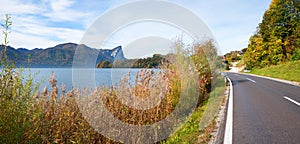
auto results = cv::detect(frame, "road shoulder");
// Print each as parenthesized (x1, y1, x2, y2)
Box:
(239, 72, 300, 87)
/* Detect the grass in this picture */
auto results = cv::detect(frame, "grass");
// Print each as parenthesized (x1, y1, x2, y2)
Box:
(162, 76, 226, 144)
(250, 60, 300, 82)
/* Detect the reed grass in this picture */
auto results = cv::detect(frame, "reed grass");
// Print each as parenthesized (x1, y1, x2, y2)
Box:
(0, 15, 222, 143)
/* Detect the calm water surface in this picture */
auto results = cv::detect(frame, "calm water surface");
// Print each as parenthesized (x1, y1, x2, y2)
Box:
(21, 68, 144, 92)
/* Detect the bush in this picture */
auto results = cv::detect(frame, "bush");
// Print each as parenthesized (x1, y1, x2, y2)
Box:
(0, 14, 40, 143)
(291, 48, 300, 61)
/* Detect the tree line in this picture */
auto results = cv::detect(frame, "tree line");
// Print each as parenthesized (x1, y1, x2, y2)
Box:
(96, 54, 168, 68)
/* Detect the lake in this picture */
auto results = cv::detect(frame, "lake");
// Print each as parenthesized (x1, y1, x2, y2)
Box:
(20, 68, 145, 92)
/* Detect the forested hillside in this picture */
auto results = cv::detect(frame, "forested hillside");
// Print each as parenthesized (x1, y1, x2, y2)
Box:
(244, 0, 300, 69)
(0, 43, 125, 67)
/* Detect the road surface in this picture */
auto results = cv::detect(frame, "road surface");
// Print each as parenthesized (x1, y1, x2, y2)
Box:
(225, 73, 300, 144)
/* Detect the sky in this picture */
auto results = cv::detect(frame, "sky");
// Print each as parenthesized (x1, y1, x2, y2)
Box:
(0, 0, 272, 57)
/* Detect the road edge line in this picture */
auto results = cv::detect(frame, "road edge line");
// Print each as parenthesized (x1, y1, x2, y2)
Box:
(223, 76, 233, 144)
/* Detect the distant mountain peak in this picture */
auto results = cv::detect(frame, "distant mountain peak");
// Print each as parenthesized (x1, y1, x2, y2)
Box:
(100, 45, 125, 61)
(55, 42, 78, 47)
(111, 46, 122, 57)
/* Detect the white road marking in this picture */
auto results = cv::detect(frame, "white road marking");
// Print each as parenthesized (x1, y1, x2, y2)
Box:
(246, 78, 256, 83)
(284, 96, 300, 107)
(224, 77, 233, 144)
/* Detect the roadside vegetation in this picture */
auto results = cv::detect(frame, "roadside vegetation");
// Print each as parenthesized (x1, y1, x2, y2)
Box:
(223, 48, 247, 70)
(235, 0, 300, 82)
(250, 60, 300, 82)
(0, 15, 225, 143)
(243, 0, 300, 70)
(163, 76, 226, 143)
(223, 0, 299, 79)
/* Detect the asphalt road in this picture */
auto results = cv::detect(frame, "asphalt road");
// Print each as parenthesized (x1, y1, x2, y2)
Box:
(226, 73, 300, 144)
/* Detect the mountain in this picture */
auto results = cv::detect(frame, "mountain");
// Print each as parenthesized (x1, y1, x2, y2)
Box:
(101, 46, 125, 61)
(0, 43, 126, 67)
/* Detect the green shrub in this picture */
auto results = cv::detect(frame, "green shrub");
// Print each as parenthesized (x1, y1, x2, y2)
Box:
(291, 48, 300, 61)
(0, 14, 40, 143)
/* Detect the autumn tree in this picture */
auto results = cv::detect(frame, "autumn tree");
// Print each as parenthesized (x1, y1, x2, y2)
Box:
(96, 60, 112, 68)
(244, 0, 300, 69)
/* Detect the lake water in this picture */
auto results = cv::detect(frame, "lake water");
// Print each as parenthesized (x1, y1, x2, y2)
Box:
(20, 68, 144, 92)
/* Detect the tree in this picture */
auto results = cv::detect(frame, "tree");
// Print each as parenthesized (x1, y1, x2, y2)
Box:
(244, 0, 300, 69)
(96, 60, 112, 68)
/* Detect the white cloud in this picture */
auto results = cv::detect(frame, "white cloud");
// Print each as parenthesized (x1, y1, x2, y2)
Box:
(9, 23, 84, 49)
(50, 0, 75, 12)
(0, 0, 42, 15)
(10, 23, 84, 49)
(45, 0, 92, 22)
(12, 22, 84, 48)
(10, 32, 59, 49)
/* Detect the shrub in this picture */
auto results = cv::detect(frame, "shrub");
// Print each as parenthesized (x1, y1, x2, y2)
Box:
(0, 14, 40, 143)
(291, 48, 300, 61)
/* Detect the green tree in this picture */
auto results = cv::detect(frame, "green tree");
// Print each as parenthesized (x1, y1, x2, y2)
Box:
(244, 0, 300, 69)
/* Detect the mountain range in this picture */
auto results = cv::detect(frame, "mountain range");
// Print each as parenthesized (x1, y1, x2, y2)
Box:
(0, 43, 126, 67)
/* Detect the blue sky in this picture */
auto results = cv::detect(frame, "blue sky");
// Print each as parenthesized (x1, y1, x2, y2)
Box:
(0, 0, 271, 56)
